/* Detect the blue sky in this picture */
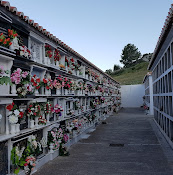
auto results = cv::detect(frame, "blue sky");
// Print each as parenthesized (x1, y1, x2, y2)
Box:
(6, 0, 173, 71)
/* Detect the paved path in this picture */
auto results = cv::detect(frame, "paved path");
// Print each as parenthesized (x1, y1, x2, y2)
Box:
(34, 108, 173, 175)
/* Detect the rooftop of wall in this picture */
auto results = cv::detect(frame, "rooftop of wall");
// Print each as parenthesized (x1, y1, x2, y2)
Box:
(0, 0, 119, 84)
(148, 4, 173, 70)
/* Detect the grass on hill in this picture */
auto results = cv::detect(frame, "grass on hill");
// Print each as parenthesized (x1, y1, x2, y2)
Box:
(111, 62, 149, 85)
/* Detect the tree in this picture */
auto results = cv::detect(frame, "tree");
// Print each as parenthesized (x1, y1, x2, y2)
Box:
(120, 43, 141, 67)
(105, 69, 112, 75)
(113, 64, 121, 72)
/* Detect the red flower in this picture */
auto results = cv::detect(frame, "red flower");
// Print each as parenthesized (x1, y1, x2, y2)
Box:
(46, 86, 49, 90)
(29, 105, 33, 108)
(31, 78, 34, 83)
(36, 86, 40, 89)
(12, 102, 14, 106)
(34, 112, 36, 116)
(36, 78, 40, 83)
(19, 112, 24, 118)
(24, 163, 28, 166)
(43, 78, 47, 84)
(6, 104, 13, 111)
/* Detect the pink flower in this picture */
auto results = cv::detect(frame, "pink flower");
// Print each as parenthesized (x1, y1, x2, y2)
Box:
(21, 71, 28, 78)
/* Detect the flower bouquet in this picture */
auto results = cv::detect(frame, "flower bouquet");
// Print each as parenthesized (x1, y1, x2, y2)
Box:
(24, 155, 36, 175)
(54, 48, 61, 64)
(6, 102, 24, 134)
(51, 104, 63, 120)
(45, 44, 52, 64)
(44, 101, 52, 122)
(0, 32, 12, 48)
(0, 65, 11, 86)
(31, 75, 41, 94)
(11, 68, 33, 97)
(27, 103, 41, 128)
(53, 75, 63, 95)
(19, 45, 31, 59)
(63, 77, 72, 95)
(43, 78, 53, 95)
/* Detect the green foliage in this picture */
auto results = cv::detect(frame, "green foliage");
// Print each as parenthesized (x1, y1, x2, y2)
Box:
(105, 69, 113, 75)
(112, 62, 148, 85)
(0, 76, 12, 85)
(120, 43, 141, 67)
(113, 64, 121, 71)
(11, 147, 25, 175)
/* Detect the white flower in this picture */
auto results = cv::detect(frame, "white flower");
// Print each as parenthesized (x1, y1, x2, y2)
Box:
(14, 109, 20, 116)
(9, 115, 18, 124)
(0, 114, 2, 120)
(32, 140, 37, 149)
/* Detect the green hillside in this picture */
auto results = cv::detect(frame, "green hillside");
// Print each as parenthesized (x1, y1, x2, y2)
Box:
(111, 62, 149, 85)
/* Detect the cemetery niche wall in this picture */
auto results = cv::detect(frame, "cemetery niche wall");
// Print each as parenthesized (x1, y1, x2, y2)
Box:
(0, 2, 121, 175)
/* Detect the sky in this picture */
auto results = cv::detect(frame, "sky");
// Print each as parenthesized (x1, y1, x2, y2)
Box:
(6, 0, 173, 71)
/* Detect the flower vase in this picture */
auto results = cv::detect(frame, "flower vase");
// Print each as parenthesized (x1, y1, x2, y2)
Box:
(9, 37, 19, 51)
(56, 114, 59, 120)
(76, 90, 79, 96)
(47, 58, 51, 65)
(77, 70, 79, 76)
(56, 61, 59, 68)
(56, 88, 61, 95)
(35, 117, 39, 127)
(30, 120, 35, 129)
(15, 123, 20, 133)
(46, 113, 50, 123)
(64, 89, 68, 95)
(71, 90, 74, 95)
(35, 89, 39, 95)
(11, 84, 17, 94)
(49, 143, 54, 153)
(10, 124, 16, 134)
(45, 88, 50, 95)
(85, 74, 88, 79)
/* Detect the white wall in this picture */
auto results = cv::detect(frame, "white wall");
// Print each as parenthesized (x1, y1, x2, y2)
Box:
(121, 84, 145, 107)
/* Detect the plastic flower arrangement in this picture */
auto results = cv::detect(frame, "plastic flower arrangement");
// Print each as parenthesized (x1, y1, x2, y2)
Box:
(70, 80, 76, 91)
(53, 75, 63, 89)
(6, 102, 24, 124)
(51, 104, 63, 116)
(74, 100, 79, 110)
(76, 81, 84, 90)
(100, 97, 105, 103)
(45, 44, 52, 58)
(65, 57, 69, 67)
(87, 84, 93, 92)
(10, 146, 25, 175)
(63, 77, 72, 89)
(43, 78, 53, 90)
(0, 65, 11, 85)
(19, 45, 31, 58)
(24, 155, 36, 175)
(44, 101, 52, 114)
(31, 75, 41, 90)
(27, 135, 42, 156)
(38, 116, 47, 125)
(0, 33, 12, 48)
(11, 68, 33, 97)
(48, 128, 60, 150)
(27, 103, 41, 120)
(54, 48, 61, 62)
(8, 29, 18, 39)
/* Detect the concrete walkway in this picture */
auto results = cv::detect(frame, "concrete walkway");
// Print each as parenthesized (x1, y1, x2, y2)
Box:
(34, 108, 173, 175)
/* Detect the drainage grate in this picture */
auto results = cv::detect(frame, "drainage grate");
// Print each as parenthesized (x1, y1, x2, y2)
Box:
(109, 143, 124, 147)
(102, 121, 107, 124)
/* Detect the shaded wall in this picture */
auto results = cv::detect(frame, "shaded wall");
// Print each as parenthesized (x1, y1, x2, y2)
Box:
(121, 84, 145, 107)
